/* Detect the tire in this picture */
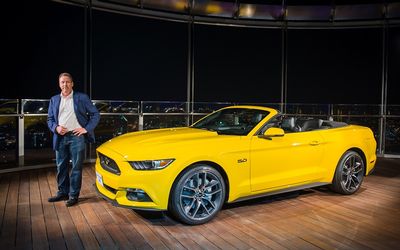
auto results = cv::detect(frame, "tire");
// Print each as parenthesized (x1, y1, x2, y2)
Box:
(330, 150, 364, 195)
(169, 164, 226, 225)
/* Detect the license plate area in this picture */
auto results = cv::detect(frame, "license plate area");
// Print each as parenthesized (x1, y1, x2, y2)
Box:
(96, 171, 104, 187)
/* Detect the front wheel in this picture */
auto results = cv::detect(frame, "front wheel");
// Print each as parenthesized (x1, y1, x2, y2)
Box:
(169, 164, 226, 225)
(330, 150, 364, 195)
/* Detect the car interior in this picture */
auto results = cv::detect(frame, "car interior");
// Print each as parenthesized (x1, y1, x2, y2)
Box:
(264, 115, 348, 134)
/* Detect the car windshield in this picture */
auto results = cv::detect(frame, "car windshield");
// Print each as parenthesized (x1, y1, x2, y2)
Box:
(191, 108, 270, 135)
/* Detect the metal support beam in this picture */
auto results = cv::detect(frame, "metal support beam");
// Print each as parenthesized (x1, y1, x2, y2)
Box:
(379, 23, 388, 155)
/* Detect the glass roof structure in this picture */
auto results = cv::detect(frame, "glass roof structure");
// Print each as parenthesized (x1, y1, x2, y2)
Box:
(75, 0, 400, 26)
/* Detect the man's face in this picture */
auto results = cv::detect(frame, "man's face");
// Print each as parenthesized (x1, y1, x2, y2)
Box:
(59, 76, 74, 96)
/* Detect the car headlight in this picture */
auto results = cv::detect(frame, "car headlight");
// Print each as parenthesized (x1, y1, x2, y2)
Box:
(129, 159, 175, 170)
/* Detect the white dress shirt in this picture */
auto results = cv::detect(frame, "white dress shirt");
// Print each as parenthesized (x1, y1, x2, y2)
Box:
(58, 91, 82, 131)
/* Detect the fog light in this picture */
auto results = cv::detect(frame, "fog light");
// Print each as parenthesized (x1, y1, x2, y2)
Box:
(126, 188, 152, 202)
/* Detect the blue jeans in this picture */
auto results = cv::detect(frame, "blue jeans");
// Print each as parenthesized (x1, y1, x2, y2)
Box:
(55, 133, 86, 198)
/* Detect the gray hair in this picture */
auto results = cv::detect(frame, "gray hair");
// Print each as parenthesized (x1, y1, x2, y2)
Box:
(58, 72, 73, 82)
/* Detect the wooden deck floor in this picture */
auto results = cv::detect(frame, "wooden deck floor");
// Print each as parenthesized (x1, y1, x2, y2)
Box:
(0, 158, 399, 249)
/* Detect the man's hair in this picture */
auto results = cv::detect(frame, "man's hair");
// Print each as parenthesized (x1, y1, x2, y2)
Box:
(58, 72, 73, 82)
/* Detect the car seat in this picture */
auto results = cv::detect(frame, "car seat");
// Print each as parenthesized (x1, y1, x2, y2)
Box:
(297, 119, 321, 132)
(281, 117, 298, 132)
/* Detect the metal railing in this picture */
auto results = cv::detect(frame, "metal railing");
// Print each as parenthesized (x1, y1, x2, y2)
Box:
(1, 99, 399, 172)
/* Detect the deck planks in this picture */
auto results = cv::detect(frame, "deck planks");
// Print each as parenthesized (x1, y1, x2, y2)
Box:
(0, 174, 19, 248)
(16, 173, 32, 249)
(0, 157, 399, 249)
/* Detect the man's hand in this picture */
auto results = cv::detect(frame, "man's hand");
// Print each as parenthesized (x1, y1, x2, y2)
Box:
(56, 125, 68, 135)
(72, 127, 87, 136)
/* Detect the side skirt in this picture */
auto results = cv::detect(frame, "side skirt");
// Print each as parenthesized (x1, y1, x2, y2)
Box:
(230, 182, 329, 204)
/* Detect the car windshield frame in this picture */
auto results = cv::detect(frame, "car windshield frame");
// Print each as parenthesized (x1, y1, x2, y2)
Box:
(191, 108, 270, 136)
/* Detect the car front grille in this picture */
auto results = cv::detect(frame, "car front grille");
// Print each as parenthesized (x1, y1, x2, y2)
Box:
(98, 153, 121, 175)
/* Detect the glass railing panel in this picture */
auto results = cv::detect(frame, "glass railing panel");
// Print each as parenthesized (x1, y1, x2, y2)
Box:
(0, 116, 18, 169)
(142, 101, 187, 113)
(93, 100, 139, 114)
(385, 118, 400, 154)
(192, 102, 233, 114)
(387, 105, 400, 116)
(22, 99, 49, 114)
(291, 114, 329, 120)
(91, 114, 139, 159)
(286, 103, 330, 115)
(240, 103, 282, 111)
(143, 115, 188, 130)
(191, 114, 207, 124)
(332, 104, 381, 116)
(94, 100, 113, 113)
(24, 115, 54, 165)
(0, 99, 18, 114)
(95, 115, 139, 146)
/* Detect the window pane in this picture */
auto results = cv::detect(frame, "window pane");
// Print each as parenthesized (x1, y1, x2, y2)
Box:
(92, 11, 188, 101)
(144, 115, 188, 130)
(194, 24, 282, 103)
(0, 100, 18, 114)
(388, 27, 400, 105)
(142, 102, 187, 113)
(0, 116, 18, 169)
(385, 118, 400, 154)
(287, 28, 382, 104)
(286, 104, 330, 116)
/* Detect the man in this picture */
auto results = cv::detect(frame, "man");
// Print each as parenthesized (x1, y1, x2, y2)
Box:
(47, 72, 100, 207)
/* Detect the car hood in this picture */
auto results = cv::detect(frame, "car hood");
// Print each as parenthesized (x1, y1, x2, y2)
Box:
(99, 127, 225, 159)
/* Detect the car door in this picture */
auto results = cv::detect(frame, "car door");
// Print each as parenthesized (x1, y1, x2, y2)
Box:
(250, 130, 324, 192)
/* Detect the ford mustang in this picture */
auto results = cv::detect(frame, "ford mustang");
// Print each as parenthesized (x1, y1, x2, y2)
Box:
(95, 105, 377, 225)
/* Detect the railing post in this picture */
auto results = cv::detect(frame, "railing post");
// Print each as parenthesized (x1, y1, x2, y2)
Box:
(18, 114, 24, 166)
(139, 101, 144, 131)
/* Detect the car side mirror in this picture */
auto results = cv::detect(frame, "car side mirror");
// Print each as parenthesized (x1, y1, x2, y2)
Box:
(259, 127, 285, 140)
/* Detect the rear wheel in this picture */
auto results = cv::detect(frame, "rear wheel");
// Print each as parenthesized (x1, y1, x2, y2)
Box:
(330, 150, 364, 195)
(169, 164, 225, 225)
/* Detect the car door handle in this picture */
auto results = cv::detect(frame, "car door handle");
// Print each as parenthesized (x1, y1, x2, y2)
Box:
(309, 141, 320, 146)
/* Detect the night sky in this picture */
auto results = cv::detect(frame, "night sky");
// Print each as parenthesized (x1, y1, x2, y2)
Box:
(3, 0, 400, 105)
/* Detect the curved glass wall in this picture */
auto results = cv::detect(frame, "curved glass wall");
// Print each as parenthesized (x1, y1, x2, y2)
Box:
(2, 1, 400, 171)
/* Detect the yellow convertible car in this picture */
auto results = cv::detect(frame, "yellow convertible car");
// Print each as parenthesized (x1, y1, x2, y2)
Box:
(95, 105, 377, 225)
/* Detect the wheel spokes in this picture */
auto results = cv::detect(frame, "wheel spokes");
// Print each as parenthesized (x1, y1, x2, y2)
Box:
(341, 154, 363, 192)
(180, 170, 223, 221)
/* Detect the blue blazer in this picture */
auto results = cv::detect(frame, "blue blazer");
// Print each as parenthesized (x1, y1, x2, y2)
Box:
(47, 92, 100, 150)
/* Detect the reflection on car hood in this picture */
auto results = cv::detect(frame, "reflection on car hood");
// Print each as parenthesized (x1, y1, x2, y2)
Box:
(99, 127, 222, 158)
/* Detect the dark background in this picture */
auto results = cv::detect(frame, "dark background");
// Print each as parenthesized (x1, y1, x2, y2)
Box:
(92, 10, 188, 101)
(3, 0, 400, 105)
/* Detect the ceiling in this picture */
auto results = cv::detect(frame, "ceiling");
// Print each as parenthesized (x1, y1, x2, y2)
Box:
(58, 0, 400, 26)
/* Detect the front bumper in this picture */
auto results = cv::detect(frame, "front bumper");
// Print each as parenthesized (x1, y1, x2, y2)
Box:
(95, 147, 177, 210)
(95, 184, 164, 211)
